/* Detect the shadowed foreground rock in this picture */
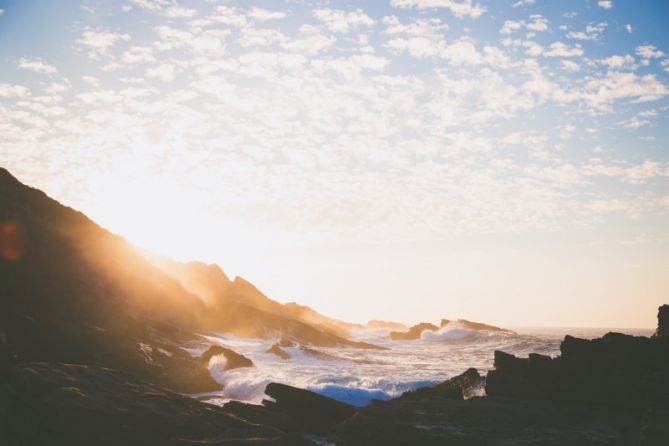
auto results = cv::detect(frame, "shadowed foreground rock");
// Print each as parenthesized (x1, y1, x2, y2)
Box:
(0, 363, 304, 445)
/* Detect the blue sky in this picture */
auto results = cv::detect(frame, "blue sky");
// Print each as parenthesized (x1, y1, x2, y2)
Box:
(0, 0, 668, 327)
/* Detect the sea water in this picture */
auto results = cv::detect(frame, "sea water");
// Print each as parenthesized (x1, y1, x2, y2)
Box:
(187, 324, 654, 407)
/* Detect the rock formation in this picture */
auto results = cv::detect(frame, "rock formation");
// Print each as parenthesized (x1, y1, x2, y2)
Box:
(199, 345, 254, 370)
(389, 322, 439, 340)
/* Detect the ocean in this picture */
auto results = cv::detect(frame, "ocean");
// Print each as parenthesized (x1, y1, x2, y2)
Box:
(187, 324, 654, 407)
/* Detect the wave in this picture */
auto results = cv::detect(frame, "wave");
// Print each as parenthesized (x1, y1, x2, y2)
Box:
(194, 329, 564, 408)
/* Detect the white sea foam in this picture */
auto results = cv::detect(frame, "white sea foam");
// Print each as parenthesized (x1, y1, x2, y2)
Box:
(192, 327, 653, 407)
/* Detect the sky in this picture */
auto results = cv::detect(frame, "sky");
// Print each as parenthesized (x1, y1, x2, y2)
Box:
(0, 0, 668, 328)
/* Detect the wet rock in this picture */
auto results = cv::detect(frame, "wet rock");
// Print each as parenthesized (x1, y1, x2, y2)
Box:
(398, 368, 484, 401)
(199, 345, 253, 370)
(267, 343, 291, 360)
(389, 322, 439, 340)
(263, 382, 357, 429)
(0, 362, 289, 445)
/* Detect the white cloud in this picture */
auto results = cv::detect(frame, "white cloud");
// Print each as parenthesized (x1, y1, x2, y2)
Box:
(442, 38, 482, 65)
(313, 9, 374, 34)
(0, 83, 29, 98)
(597, 1, 613, 10)
(121, 46, 155, 64)
(598, 54, 635, 70)
(583, 72, 669, 111)
(384, 17, 449, 59)
(18, 57, 58, 75)
(625, 24, 633, 34)
(0, 9, 4, 16)
(636, 44, 664, 60)
(282, 25, 335, 55)
(78, 28, 130, 57)
(164, 5, 197, 18)
(561, 60, 580, 72)
(248, 8, 287, 22)
(500, 15, 549, 34)
(543, 41, 583, 58)
(390, 0, 485, 19)
(146, 63, 177, 82)
(512, 0, 535, 7)
(568, 22, 606, 41)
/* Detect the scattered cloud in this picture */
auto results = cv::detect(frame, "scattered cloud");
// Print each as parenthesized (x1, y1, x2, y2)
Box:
(543, 41, 583, 58)
(248, 8, 288, 21)
(636, 44, 665, 60)
(18, 57, 58, 75)
(390, 0, 485, 19)
(561, 60, 580, 72)
(500, 15, 549, 34)
(597, 1, 613, 10)
(78, 27, 130, 57)
(567, 22, 607, 41)
(313, 9, 374, 33)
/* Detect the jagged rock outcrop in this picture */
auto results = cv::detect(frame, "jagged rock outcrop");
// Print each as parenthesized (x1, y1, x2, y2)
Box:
(654, 304, 669, 339)
(486, 329, 668, 408)
(389, 322, 439, 340)
(396, 368, 484, 401)
(441, 318, 516, 334)
(199, 345, 253, 370)
(366, 320, 407, 331)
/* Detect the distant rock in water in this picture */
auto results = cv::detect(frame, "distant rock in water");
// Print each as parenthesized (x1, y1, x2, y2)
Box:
(389, 322, 440, 340)
(389, 318, 513, 340)
(265, 339, 341, 361)
(441, 318, 516, 334)
(366, 320, 407, 331)
(199, 345, 253, 370)
(266, 343, 291, 360)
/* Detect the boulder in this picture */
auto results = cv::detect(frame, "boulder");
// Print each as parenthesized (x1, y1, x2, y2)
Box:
(263, 382, 357, 429)
(399, 367, 483, 401)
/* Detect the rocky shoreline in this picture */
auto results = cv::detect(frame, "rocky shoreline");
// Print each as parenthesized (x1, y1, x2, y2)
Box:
(2, 305, 667, 445)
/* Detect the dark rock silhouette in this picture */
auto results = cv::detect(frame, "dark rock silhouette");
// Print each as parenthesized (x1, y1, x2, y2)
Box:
(654, 304, 669, 339)
(397, 367, 483, 401)
(0, 363, 295, 445)
(262, 382, 357, 428)
(0, 167, 217, 393)
(486, 329, 669, 408)
(389, 322, 439, 340)
(199, 345, 253, 370)
(0, 167, 381, 396)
